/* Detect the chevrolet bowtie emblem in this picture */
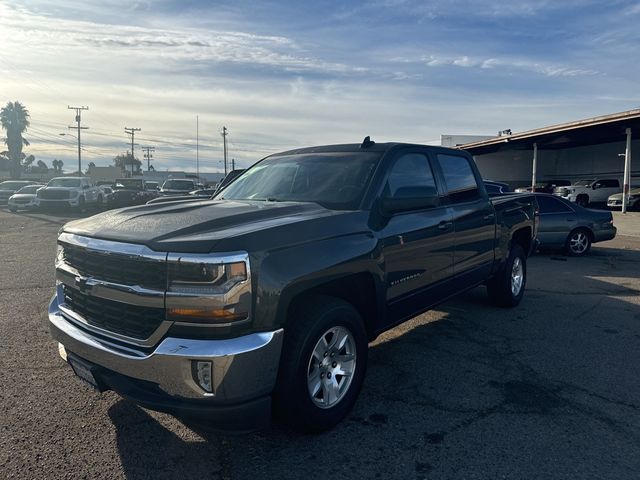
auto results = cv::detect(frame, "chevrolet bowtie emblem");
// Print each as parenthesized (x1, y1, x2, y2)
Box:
(75, 275, 91, 293)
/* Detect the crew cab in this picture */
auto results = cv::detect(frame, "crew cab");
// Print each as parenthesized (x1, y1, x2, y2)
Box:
(554, 178, 621, 207)
(48, 140, 537, 432)
(36, 177, 103, 210)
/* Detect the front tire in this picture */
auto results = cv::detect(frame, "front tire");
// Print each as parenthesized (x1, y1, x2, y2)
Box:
(576, 195, 589, 207)
(487, 244, 527, 308)
(565, 228, 591, 256)
(77, 196, 86, 212)
(274, 296, 368, 432)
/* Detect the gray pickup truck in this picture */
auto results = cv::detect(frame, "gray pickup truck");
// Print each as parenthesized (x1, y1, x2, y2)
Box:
(49, 140, 538, 432)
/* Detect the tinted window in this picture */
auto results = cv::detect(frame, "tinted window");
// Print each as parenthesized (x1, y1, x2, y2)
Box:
(598, 179, 619, 188)
(217, 152, 380, 210)
(437, 154, 481, 203)
(387, 153, 436, 198)
(536, 195, 573, 213)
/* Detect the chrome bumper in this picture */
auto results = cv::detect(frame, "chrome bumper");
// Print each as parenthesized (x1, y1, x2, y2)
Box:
(49, 294, 284, 404)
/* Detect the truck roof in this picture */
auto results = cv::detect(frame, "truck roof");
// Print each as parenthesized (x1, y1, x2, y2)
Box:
(271, 142, 463, 157)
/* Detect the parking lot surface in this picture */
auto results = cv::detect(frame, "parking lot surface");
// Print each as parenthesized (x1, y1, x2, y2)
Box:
(1, 209, 640, 479)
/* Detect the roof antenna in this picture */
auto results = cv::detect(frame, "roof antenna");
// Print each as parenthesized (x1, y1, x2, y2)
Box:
(360, 136, 375, 149)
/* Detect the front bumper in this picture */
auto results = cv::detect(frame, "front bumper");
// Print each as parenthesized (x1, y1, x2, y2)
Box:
(49, 294, 284, 430)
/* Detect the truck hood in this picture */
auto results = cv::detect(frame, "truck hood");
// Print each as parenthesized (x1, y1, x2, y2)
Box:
(63, 199, 354, 253)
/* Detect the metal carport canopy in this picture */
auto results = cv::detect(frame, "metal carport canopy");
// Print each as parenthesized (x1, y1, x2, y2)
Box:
(459, 108, 639, 213)
(459, 108, 640, 153)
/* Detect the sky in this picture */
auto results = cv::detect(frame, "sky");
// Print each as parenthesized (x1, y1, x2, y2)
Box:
(1, 0, 639, 173)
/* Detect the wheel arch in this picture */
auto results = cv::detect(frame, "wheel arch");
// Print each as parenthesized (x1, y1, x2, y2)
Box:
(281, 272, 381, 341)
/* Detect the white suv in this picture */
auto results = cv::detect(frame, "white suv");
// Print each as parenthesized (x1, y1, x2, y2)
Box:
(554, 178, 621, 207)
(36, 177, 103, 210)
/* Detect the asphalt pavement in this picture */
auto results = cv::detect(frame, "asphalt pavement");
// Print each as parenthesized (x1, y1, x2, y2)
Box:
(1, 209, 640, 480)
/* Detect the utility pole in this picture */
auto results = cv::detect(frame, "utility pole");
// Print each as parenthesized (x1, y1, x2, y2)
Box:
(221, 126, 228, 176)
(68, 106, 88, 175)
(124, 127, 141, 175)
(142, 146, 155, 171)
(196, 116, 199, 180)
(231, 158, 235, 171)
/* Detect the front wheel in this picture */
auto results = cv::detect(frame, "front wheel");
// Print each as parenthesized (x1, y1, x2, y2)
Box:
(77, 196, 86, 212)
(274, 296, 368, 432)
(487, 244, 527, 308)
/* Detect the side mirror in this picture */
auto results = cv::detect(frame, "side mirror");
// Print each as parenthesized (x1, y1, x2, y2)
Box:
(593, 183, 601, 190)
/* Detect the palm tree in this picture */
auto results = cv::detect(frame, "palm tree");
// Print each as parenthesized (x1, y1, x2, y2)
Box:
(0, 101, 30, 179)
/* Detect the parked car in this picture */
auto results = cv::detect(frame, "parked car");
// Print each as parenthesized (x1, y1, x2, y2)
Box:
(554, 178, 621, 207)
(159, 178, 197, 195)
(36, 177, 103, 210)
(0, 180, 40, 205)
(7, 184, 43, 211)
(144, 181, 160, 191)
(108, 178, 159, 208)
(534, 193, 616, 256)
(607, 187, 640, 211)
(98, 186, 114, 205)
(49, 140, 538, 433)
(483, 180, 511, 196)
(515, 180, 571, 194)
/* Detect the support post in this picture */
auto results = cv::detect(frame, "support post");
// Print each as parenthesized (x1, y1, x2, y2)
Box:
(531, 142, 538, 192)
(622, 128, 632, 214)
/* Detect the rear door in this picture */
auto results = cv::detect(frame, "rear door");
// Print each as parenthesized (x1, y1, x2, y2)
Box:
(380, 151, 454, 321)
(536, 195, 576, 246)
(434, 152, 496, 286)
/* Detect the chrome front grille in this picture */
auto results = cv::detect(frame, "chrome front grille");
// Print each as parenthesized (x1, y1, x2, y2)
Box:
(40, 189, 71, 200)
(62, 242, 167, 290)
(63, 285, 165, 340)
(56, 233, 170, 346)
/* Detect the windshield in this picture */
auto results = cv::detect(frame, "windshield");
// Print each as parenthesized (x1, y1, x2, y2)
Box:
(216, 152, 381, 209)
(47, 178, 81, 188)
(0, 181, 31, 190)
(16, 185, 41, 194)
(114, 179, 143, 190)
(572, 179, 594, 186)
(162, 180, 195, 190)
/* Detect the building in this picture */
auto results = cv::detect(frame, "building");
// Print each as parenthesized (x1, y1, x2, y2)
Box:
(460, 109, 639, 193)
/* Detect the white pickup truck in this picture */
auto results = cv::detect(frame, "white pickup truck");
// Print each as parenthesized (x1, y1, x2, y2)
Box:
(36, 177, 103, 210)
(553, 178, 621, 207)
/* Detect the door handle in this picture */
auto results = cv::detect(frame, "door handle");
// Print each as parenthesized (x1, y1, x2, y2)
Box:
(483, 213, 495, 221)
(438, 221, 453, 231)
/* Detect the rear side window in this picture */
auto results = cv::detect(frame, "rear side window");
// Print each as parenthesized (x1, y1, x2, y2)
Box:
(437, 154, 481, 203)
(386, 153, 437, 198)
(536, 195, 573, 213)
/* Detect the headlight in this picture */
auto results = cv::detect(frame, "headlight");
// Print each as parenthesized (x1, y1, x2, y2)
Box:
(166, 252, 251, 324)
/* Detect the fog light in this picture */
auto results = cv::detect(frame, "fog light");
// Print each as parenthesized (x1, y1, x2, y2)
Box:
(193, 360, 213, 394)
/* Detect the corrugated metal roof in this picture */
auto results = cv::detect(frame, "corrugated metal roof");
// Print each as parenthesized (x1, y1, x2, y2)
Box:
(460, 108, 640, 151)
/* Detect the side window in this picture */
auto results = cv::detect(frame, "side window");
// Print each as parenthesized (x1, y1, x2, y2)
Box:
(600, 179, 619, 188)
(437, 154, 481, 203)
(536, 196, 573, 214)
(386, 153, 437, 198)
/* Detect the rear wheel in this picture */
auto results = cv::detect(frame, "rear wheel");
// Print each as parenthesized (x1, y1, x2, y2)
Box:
(565, 229, 591, 256)
(487, 244, 527, 308)
(274, 296, 368, 432)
